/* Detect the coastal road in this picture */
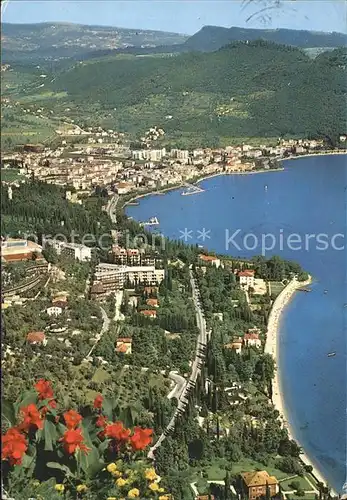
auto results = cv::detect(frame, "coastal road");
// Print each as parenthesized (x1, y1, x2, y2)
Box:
(107, 193, 119, 224)
(148, 270, 207, 459)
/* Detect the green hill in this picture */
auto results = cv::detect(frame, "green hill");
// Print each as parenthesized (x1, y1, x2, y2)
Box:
(43, 41, 346, 146)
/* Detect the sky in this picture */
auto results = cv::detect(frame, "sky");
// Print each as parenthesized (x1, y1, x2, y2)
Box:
(2, 0, 347, 35)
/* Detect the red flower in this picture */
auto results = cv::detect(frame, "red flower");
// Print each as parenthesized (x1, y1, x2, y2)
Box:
(96, 415, 107, 428)
(49, 399, 57, 409)
(19, 404, 44, 431)
(2, 427, 28, 465)
(130, 427, 153, 451)
(105, 422, 130, 442)
(63, 410, 82, 430)
(93, 394, 103, 409)
(35, 379, 54, 401)
(60, 428, 90, 455)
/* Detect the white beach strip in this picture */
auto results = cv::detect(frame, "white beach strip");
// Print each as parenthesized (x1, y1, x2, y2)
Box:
(264, 275, 338, 496)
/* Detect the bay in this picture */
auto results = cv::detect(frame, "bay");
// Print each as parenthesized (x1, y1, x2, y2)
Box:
(126, 155, 347, 492)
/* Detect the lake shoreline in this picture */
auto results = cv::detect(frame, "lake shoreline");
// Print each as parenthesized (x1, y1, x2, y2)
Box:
(265, 276, 338, 496)
(122, 151, 346, 207)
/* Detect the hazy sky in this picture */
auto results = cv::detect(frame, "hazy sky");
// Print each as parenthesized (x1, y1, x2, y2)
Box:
(2, 1, 347, 35)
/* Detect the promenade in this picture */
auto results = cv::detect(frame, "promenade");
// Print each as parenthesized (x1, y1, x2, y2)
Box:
(265, 276, 338, 496)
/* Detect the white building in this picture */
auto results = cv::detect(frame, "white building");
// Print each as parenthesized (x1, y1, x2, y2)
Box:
(46, 306, 63, 317)
(91, 263, 165, 298)
(45, 239, 92, 262)
(238, 270, 255, 289)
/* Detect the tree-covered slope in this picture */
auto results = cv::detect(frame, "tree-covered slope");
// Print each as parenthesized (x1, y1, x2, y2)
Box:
(47, 41, 346, 143)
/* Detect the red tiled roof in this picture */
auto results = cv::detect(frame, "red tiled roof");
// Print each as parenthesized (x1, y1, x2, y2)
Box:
(244, 333, 260, 340)
(140, 309, 157, 317)
(199, 254, 218, 262)
(146, 298, 158, 307)
(117, 337, 132, 343)
(116, 343, 128, 353)
(238, 270, 255, 277)
(27, 331, 45, 343)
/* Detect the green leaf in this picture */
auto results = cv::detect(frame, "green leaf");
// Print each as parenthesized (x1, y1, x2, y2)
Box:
(43, 419, 58, 451)
(15, 390, 37, 412)
(77, 446, 104, 478)
(47, 462, 73, 477)
(21, 453, 36, 476)
(2, 400, 16, 427)
(102, 397, 113, 420)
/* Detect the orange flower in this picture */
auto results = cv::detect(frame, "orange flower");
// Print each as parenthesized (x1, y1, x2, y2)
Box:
(105, 422, 130, 442)
(19, 404, 44, 431)
(130, 427, 153, 451)
(35, 379, 54, 401)
(2, 427, 28, 465)
(60, 428, 90, 455)
(93, 394, 103, 409)
(63, 410, 82, 430)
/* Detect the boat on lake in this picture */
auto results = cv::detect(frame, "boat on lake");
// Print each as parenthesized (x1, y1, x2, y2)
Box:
(327, 352, 336, 357)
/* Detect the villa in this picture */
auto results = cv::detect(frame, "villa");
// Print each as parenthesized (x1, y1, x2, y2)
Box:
(244, 332, 262, 348)
(240, 470, 278, 500)
(238, 269, 255, 289)
(199, 254, 221, 268)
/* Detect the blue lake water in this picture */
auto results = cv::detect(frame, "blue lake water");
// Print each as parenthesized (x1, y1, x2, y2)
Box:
(126, 155, 347, 492)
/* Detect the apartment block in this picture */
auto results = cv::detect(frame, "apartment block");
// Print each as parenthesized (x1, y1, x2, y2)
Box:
(91, 263, 165, 299)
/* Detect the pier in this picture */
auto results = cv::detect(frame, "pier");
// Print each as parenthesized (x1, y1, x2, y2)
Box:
(181, 183, 205, 196)
(139, 216, 159, 227)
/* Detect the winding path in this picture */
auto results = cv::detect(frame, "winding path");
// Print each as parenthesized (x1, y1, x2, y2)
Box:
(84, 306, 110, 360)
(148, 270, 207, 459)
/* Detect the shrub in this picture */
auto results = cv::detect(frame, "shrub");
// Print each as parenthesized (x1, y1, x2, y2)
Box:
(275, 457, 304, 475)
(2, 379, 170, 499)
(289, 481, 301, 491)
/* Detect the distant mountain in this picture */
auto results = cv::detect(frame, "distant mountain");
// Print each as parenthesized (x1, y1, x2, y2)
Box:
(67, 25, 347, 61)
(182, 25, 347, 52)
(1, 22, 188, 62)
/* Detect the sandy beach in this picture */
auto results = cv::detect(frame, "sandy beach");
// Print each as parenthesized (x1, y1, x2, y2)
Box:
(264, 276, 338, 495)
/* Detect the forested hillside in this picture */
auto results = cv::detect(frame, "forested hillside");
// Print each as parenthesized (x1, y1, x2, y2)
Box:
(47, 41, 346, 146)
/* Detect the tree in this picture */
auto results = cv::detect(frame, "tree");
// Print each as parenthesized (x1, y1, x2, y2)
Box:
(224, 471, 232, 500)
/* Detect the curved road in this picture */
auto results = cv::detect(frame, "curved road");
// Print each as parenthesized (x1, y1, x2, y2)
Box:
(107, 193, 119, 224)
(148, 270, 207, 459)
